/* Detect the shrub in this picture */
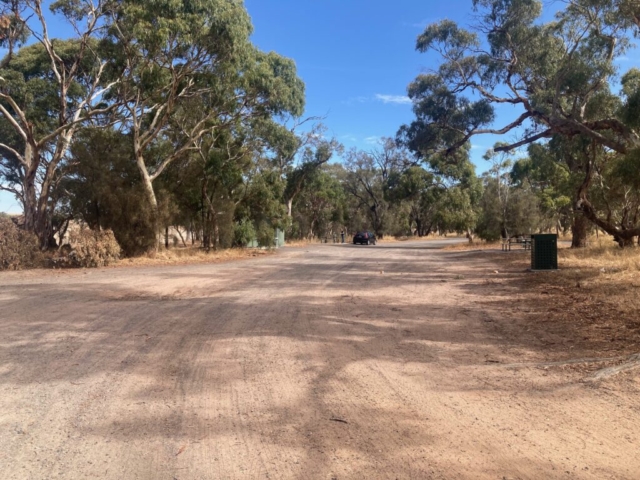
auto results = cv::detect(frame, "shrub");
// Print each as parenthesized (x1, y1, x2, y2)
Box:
(62, 228, 121, 268)
(0, 214, 42, 270)
(234, 219, 257, 247)
(256, 223, 275, 248)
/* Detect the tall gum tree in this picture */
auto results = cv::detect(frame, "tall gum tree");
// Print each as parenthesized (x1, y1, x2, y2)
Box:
(0, 0, 116, 248)
(250, 117, 342, 219)
(103, 0, 305, 238)
(344, 139, 416, 238)
(398, 0, 640, 246)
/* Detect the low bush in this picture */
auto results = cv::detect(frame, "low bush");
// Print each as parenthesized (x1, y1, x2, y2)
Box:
(0, 214, 42, 270)
(234, 219, 257, 247)
(256, 223, 275, 248)
(57, 228, 121, 268)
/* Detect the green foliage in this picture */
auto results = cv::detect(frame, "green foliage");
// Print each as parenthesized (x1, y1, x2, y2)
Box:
(233, 219, 256, 247)
(436, 185, 481, 234)
(255, 222, 275, 248)
(476, 179, 540, 241)
(400, 0, 640, 246)
(511, 143, 574, 232)
(65, 128, 158, 256)
(387, 166, 440, 236)
(293, 165, 346, 238)
(620, 68, 640, 129)
(11, 0, 639, 252)
(237, 168, 287, 231)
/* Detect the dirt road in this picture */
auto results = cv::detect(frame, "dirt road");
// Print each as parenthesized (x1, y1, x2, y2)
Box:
(1, 240, 639, 479)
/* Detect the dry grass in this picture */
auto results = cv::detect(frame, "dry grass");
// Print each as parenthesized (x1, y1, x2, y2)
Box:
(380, 234, 461, 243)
(114, 246, 275, 268)
(285, 238, 323, 248)
(483, 240, 640, 364)
(286, 234, 457, 246)
(443, 239, 501, 251)
(559, 238, 640, 279)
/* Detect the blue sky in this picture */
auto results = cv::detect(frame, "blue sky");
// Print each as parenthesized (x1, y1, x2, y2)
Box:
(243, 0, 638, 160)
(0, 0, 637, 213)
(243, 0, 477, 151)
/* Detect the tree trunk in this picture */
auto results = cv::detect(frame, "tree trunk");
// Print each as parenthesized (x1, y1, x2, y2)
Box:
(573, 150, 640, 248)
(22, 148, 52, 249)
(213, 216, 219, 250)
(571, 213, 589, 248)
(618, 236, 635, 247)
(576, 196, 640, 248)
(176, 227, 187, 248)
(165, 226, 169, 249)
(415, 218, 423, 237)
(202, 209, 212, 251)
(136, 153, 160, 250)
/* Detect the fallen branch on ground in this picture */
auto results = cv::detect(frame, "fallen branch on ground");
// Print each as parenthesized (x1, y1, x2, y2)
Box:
(585, 353, 640, 382)
(329, 418, 348, 424)
(492, 356, 626, 368)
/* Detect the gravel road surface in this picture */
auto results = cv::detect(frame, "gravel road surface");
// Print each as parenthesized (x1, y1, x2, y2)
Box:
(1, 240, 639, 479)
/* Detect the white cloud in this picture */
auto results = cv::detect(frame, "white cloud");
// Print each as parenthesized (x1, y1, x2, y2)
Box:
(340, 134, 357, 142)
(343, 96, 369, 106)
(375, 94, 412, 105)
(364, 136, 381, 145)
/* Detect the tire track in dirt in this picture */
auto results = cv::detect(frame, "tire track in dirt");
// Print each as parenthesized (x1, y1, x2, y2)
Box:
(1, 241, 640, 479)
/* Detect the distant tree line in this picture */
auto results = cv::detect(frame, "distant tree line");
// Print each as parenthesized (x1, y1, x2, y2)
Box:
(1, 0, 639, 257)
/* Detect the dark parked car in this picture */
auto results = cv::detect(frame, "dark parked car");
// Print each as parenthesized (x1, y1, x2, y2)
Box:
(353, 231, 376, 245)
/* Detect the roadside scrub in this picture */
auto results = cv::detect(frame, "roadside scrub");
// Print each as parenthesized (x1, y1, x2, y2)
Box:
(0, 214, 42, 270)
(482, 241, 640, 380)
(117, 245, 274, 267)
(51, 229, 121, 268)
(1, 214, 276, 270)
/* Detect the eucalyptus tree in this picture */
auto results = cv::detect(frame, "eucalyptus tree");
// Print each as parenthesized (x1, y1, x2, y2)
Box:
(187, 128, 253, 250)
(482, 147, 514, 239)
(252, 117, 342, 218)
(587, 149, 640, 245)
(511, 143, 574, 238)
(570, 68, 640, 246)
(344, 139, 413, 237)
(292, 164, 346, 239)
(386, 166, 439, 236)
(0, 0, 116, 248)
(428, 148, 483, 239)
(283, 134, 342, 218)
(103, 0, 305, 234)
(398, 0, 640, 245)
(64, 127, 158, 255)
(476, 176, 541, 241)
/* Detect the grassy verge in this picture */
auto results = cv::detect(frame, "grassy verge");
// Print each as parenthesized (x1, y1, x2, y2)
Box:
(380, 234, 462, 243)
(484, 241, 640, 365)
(115, 246, 275, 268)
(443, 239, 501, 251)
(285, 238, 323, 247)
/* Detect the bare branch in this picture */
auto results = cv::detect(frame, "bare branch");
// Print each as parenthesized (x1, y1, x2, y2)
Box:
(0, 95, 30, 142)
(493, 130, 554, 152)
(0, 142, 27, 166)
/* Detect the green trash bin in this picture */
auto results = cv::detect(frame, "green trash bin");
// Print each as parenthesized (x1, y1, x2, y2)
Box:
(531, 234, 558, 270)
